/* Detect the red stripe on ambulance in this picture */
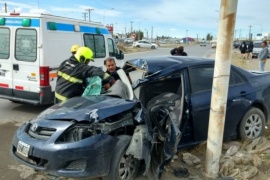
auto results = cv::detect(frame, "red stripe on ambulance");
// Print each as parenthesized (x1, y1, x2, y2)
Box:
(0, 83, 9, 88)
(15, 86, 24, 90)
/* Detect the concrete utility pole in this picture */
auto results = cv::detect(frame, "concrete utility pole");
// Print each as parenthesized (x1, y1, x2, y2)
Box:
(85, 8, 94, 22)
(82, 12, 87, 21)
(239, 29, 241, 40)
(5, 3, 7, 13)
(151, 26, 153, 40)
(248, 25, 252, 40)
(130, 21, 133, 33)
(205, 0, 238, 178)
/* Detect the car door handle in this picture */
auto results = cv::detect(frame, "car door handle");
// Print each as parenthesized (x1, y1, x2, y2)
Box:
(13, 64, 19, 71)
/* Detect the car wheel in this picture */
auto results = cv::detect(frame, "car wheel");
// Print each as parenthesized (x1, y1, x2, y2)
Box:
(151, 46, 156, 49)
(239, 107, 265, 140)
(103, 135, 140, 180)
(136, 45, 140, 48)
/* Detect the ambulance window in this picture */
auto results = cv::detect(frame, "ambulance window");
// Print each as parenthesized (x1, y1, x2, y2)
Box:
(15, 29, 37, 62)
(108, 38, 115, 56)
(0, 28, 10, 59)
(84, 34, 106, 58)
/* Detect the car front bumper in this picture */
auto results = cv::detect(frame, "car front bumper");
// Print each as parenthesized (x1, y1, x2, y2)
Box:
(11, 121, 118, 178)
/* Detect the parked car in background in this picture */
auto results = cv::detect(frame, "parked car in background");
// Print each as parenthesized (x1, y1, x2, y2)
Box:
(200, 41, 207, 46)
(252, 41, 270, 58)
(233, 41, 241, 49)
(11, 56, 270, 180)
(133, 40, 158, 49)
(211, 40, 217, 48)
(124, 38, 134, 44)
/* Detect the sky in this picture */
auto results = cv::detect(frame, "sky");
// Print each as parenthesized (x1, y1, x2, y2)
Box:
(0, 0, 269, 40)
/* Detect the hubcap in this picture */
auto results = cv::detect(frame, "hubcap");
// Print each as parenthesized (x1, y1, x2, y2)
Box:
(245, 114, 262, 139)
(118, 154, 139, 180)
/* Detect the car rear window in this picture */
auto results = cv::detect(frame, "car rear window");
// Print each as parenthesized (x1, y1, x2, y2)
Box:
(189, 66, 245, 93)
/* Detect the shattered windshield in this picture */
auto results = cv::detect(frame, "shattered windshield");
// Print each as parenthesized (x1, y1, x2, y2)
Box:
(126, 59, 148, 71)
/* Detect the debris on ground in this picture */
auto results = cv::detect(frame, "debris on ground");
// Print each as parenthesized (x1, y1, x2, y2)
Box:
(168, 133, 270, 180)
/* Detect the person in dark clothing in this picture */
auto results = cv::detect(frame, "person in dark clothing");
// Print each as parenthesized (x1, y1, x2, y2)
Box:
(104, 57, 132, 83)
(104, 57, 121, 80)
(239, 41, 247, 59)
(170, 46, 188, 56)
(55, 47, 114, 103)
(246, 41, 254, 59)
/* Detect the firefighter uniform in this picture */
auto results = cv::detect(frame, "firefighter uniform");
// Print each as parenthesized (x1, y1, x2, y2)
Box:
(55, 47, 110, 103)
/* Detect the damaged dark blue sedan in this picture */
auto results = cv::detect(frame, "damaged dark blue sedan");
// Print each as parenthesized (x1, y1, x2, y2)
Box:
(11, 56, 270, 180)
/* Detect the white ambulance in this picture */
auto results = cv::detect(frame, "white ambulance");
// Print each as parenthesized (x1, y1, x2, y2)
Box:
(0, 13, 124, 105)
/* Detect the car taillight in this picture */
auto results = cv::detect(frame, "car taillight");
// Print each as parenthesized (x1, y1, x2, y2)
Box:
(40, 66, 50, 86)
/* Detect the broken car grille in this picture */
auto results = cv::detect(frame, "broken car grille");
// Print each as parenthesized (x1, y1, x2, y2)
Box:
(28, 124, 56, 140)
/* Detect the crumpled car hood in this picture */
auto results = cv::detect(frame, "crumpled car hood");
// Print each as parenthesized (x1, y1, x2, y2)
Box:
(37, 96, 137, 122)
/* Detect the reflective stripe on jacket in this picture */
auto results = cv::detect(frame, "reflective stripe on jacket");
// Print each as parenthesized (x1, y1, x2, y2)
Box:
(55, 55, 105, 101)
(57, 71, 83, 84)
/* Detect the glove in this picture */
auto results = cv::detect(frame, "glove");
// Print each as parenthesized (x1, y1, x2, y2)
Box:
(102, 77, 115, 90)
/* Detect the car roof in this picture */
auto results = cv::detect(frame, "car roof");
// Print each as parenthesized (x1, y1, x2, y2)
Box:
(124, 56, 214, 75)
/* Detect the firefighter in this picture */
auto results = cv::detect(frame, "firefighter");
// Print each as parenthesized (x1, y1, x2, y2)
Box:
(70, 44, 80, 55)
(55, 46, 114, 103)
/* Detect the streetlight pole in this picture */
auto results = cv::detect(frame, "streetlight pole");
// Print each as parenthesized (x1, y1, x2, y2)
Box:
(234, 29, 237, 41)
(239, 29, 241, 40)
(137, 19, 147, 40)
(103, 8, 114, 25)
(186, 30, 188, 43)
(130, 21, 133, 33)
(205, 0, 238, 177)
(252, 24, 263, 40)
(248, 25, 252, 40)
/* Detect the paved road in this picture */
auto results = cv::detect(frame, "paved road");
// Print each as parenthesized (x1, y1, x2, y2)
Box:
(0, 44, 214, 180)
(124, 44, 215, 60)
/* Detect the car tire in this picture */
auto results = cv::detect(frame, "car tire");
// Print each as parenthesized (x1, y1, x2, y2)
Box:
(102, 135, 140, 180)
(136, 45, 140, 48)
(239, 107, 265, 140)
(151, 46, 156, 49)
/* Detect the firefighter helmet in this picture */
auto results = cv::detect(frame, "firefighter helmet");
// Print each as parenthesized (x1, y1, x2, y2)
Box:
(75, 47, 94, 63)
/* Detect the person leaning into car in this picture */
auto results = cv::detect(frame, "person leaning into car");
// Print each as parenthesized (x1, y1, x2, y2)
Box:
(258, 40, 269, 72)
(54, 47, 115, 104)
(170, 46, 188, 56)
